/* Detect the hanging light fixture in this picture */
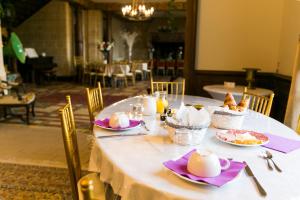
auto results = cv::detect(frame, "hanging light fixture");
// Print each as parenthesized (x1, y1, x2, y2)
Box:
(121, 0, 155, 21)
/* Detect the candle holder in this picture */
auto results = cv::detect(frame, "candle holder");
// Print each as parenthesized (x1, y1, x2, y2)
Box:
(243, 68, 261, 89)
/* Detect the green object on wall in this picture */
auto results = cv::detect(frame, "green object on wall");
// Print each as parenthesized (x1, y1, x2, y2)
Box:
(3, 32, 26, 64)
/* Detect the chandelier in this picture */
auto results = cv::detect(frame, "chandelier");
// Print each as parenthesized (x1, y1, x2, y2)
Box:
(121, 0, 155, 21)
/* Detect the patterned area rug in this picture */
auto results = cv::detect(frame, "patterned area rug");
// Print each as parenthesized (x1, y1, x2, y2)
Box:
(0, 162, 73, 200)
(0, 81, 149, 132)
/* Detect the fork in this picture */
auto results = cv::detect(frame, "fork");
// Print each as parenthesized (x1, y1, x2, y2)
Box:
(265, 151, 282, 172)
(140, 120, 150, 131)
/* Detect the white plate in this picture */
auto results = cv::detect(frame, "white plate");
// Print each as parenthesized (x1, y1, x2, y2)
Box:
(216, 130, 269, 147)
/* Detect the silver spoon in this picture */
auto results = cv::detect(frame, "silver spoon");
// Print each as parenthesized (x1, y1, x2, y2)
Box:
(265, 151, 282, 172)
(260, 152, 273, 171)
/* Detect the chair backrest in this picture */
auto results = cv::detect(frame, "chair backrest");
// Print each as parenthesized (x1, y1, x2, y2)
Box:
(242, 87, 274, 116)
(86, 82, 104, 129)
(150, 76, 185, 97)
(297, 115, 300, 135)
(59, 96, 81, 200)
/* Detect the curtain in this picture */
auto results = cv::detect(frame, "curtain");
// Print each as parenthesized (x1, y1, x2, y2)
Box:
(285, 42, 300, 130)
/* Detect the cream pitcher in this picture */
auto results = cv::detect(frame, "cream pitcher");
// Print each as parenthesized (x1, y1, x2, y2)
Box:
(142, 95, 157, 116)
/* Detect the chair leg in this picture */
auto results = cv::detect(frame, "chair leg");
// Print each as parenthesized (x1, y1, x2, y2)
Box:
(124, 77, 128, 87)
(102, 76, 106, 88)
(94, 76, 98, 87)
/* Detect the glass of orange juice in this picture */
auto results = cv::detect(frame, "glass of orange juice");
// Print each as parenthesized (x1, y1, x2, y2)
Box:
(156, 91, 168, 114)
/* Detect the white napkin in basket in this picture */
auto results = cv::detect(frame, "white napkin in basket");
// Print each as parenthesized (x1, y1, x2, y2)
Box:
(175, 103, 210, 127)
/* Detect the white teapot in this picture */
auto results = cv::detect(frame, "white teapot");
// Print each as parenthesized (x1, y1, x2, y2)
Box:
(142, 96, 156, 116)
(187, 150, 230, 177)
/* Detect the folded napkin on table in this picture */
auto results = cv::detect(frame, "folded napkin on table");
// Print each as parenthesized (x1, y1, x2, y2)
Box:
(175, 103, 210, 126)
(163, 149, 246, 187)
(263, 133, 300, 153)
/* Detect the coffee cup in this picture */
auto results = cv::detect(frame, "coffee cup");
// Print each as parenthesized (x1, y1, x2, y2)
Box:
(187, 150, 230, 177)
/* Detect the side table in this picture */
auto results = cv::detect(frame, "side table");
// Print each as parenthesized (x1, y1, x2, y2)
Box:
(0, 93, 36, 124)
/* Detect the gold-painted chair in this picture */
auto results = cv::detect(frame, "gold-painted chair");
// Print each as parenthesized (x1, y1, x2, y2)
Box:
(59, 96, 105, 200)
(297, 115, 300, 135)
(112, 64, 128, 88)
(86, 82, 104, 129)
(94, 63, 107, 88)
(242, 87, 274, 116)
(150, 76, 185, 97)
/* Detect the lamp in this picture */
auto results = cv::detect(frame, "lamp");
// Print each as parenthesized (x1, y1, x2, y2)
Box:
(121, 0, 154, 21)
(243, 68, 261, 89)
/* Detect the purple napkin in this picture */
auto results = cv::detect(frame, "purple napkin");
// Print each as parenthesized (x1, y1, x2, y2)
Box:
(163, 150, 246, 187)
(94, 118, 141, 130)
(262, 133, 300, 153)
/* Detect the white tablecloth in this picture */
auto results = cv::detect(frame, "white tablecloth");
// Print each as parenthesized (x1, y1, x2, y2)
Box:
(203, 84, 273, 102)
(90, 96, 300, 200)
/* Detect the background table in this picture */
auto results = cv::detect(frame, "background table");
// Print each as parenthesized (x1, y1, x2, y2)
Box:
(91, 95, 300, 200)
(203, 84, 273, 102)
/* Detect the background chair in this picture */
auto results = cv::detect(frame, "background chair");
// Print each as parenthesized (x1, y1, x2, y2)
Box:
(242, 87, 274, 116)
(132, 61, 144, 80)
(176, 59, 184, 76)
(86, 82, 104, 130)
(59, 96, 105, 200)
(156, 60, 165, 76)
(165, 60, 175, 76)
(112, 64, 128, 88)
(150, 76, 185, 97)
(94, 63, 107, 88)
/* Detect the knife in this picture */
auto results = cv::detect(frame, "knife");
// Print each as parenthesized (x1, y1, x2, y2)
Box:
(243, 162, 267, 197)
(97, 133, 147, 139)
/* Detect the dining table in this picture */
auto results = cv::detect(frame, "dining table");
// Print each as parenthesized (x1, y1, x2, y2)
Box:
(90, 95, 300, 200)
(203, 84, 274, 102)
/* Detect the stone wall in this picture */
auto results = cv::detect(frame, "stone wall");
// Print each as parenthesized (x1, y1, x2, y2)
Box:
(84, 10, 103, 64)
(16, 0, 73, 76)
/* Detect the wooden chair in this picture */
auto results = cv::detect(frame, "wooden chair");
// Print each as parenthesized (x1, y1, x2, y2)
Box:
(59, 96, 105, 200)
(132, 61, 144, 80)
(297, 115, 300, 135)
(150, 76, 185, 97)
(83, 63, 97, 85)
(112, 64, 128, 88)
(125, 64, 135, 86)
(242, 87, 274, 116)
(156, 60, 165, 76)
(86, 82, 104, 129)
(176, 59, 184, 76)
(94, 63, 107, 88)
(166, 60, 176, 76)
